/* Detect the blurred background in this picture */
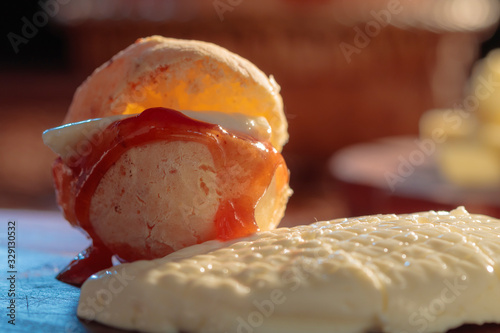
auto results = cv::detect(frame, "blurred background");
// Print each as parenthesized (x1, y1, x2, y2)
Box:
(1, 0, 500, 225)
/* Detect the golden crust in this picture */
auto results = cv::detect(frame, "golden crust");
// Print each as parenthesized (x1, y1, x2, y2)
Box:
(65, 36, 288, 151)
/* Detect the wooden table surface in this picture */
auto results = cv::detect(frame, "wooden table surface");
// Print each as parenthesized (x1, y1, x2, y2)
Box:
(2, 208, 500, 333)
(0, 209, 125, 333)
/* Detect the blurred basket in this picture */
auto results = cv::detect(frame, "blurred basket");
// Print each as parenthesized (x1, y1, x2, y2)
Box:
(55, 0, 499, 167)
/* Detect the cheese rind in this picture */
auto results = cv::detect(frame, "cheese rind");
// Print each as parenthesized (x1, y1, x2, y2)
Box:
(78, 207, 500, 333)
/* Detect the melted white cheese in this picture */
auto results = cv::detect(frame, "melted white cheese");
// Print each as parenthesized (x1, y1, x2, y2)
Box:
(77, 207, 500, 333)
(42, 110, 272, 160)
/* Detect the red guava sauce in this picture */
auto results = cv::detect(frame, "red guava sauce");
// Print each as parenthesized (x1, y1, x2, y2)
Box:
(54, 107, 288, 286)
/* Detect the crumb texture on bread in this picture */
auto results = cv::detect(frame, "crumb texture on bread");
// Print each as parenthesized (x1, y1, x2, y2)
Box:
(78, 207, 500, 333)
(90, 141, 219, 261)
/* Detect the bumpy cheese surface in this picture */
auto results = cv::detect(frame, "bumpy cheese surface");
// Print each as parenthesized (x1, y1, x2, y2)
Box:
(77, 207, 500, 333)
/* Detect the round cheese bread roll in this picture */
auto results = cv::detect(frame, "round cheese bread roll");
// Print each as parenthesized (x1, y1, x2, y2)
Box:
(43, 36, 291, 285)
(65, 35, 288, 151)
